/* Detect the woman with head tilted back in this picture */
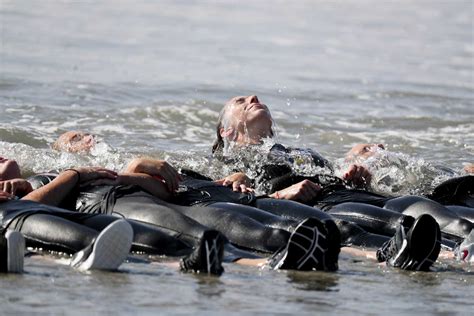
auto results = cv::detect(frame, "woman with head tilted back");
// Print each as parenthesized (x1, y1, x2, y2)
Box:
(211, 95, 473, 254)
(213, 95, 374, 200)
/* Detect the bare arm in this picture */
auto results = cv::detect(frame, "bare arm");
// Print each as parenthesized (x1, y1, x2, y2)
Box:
(125, 158, 182, 192)
(22, 168, 117, 205)
(86, 172, 171, 200)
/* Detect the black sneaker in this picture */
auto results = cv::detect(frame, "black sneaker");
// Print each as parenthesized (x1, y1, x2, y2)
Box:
(376, 214, 440, 271)
(376, 216, 414, 263)
(268, 217, 340, 271)
(0, 230, 25, 274)
(180, 230, 225, 276)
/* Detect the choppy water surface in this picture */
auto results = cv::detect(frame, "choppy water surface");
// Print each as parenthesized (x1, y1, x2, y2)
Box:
(1, 0, 473, 314)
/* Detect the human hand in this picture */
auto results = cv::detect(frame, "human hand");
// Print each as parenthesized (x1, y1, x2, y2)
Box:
(0, 179, 33, 196)
(464, 164, 474, 174)
(270, 180, 321, 203)
(0, 190, 15, 202)
(215, 172, 254, 193)
(126, 158, 182, 192)
(343, 164, 372, 187)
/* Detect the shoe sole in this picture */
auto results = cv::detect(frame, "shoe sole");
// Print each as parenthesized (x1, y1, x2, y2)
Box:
(202, 230, 225, 275)
(406, 214, 441, 271)
(322, 220, 341, 271)
(6, 230, 24, 273)
(279, 217, 336, 271)
(75, 220, 133, 271)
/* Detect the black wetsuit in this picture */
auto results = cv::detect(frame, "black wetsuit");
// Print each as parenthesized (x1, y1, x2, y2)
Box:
(75, 183, 294, 254)
(1, 198, 193, 256)
(223, 143, 473, 242)
(28, 170, 392, 252)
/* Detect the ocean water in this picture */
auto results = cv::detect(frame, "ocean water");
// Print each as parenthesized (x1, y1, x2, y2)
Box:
(0, 0, 473, 314)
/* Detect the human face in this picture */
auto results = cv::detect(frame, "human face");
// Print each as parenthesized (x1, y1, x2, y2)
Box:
(346, 143, 385, 161)
(222, 95, 273, 144)
(53, 131, 96, 153)
(0, 157, 21, 180)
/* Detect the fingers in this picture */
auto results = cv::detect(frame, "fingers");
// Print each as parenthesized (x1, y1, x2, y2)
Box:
(343, 164, 372, 186)
(300, 180, 320, 202)
(279, 180, 320, 202)
(145, 161, 181, 192)
(0, 190, 14, 201)
(1, 181, 15, 195)
(94, 169, 118, 179)
(343, 164, 357, 180)
(162, 165, 181, 192)
(361, 168, 372, 184)
(232, 181, 241, 192)
(214, 178, 225, 185)
(240, 184, 254, 193)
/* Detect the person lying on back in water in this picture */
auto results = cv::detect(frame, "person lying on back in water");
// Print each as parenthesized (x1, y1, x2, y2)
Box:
(41, 131, 449, 271)
(0, 155, 228, 275)
(344, 142, 473, 214)
(207, 95, 474, 262)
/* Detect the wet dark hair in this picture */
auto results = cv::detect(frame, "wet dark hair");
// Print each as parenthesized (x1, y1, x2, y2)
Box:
(211, 106, 227, 154)
(211, 101, 275, 155)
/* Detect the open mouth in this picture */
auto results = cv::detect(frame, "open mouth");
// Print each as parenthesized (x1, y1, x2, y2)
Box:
(247, 103, 266, 111)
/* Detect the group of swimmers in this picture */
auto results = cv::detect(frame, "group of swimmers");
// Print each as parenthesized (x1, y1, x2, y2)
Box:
(1, 95, 473, 276)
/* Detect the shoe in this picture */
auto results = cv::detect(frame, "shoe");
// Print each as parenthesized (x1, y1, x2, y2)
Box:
(376, 216, 414, 262)
(268, 217, 340, 271)
(70, 219, 133, 271)
(180, 230, 225, 276)
(0, 230, 25, 273)
(376, 214, 440, 271)
(455, 229, 474, 263)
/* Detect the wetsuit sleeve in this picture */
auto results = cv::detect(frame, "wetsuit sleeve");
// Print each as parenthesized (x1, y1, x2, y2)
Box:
(179, 168, 214, 181)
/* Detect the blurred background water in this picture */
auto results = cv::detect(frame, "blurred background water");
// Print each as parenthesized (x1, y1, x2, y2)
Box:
(1, 0, 473, 314)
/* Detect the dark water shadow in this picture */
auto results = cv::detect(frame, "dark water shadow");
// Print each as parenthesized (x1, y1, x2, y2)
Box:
(286, 270, 340, 292)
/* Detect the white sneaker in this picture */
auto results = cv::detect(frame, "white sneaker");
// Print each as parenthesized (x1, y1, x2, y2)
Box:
(5, 230, 25, 273)
(70, 220, 133, 271)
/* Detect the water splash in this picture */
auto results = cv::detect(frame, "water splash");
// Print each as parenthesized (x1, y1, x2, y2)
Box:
(0, 141, 131, 175)
(335, 149, 459, 196)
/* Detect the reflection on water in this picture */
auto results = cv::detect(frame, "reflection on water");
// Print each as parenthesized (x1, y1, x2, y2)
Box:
(286, 270, 339, 292)
(195, 275, 226, 298)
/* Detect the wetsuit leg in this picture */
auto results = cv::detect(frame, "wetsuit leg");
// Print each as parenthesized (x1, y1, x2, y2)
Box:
(174, 203, 291, 253)
(81, 214, 192, 256)
(327, 202, 406, 236)
(384, 196, 473, 239)
(112, 194, 211, 247)
(209, 202, 298, 230)
(446, 205, 474, 223)
(334, 218, 389, 248)
(254, 198, 333, 222)
(10, 214, 97, 254)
